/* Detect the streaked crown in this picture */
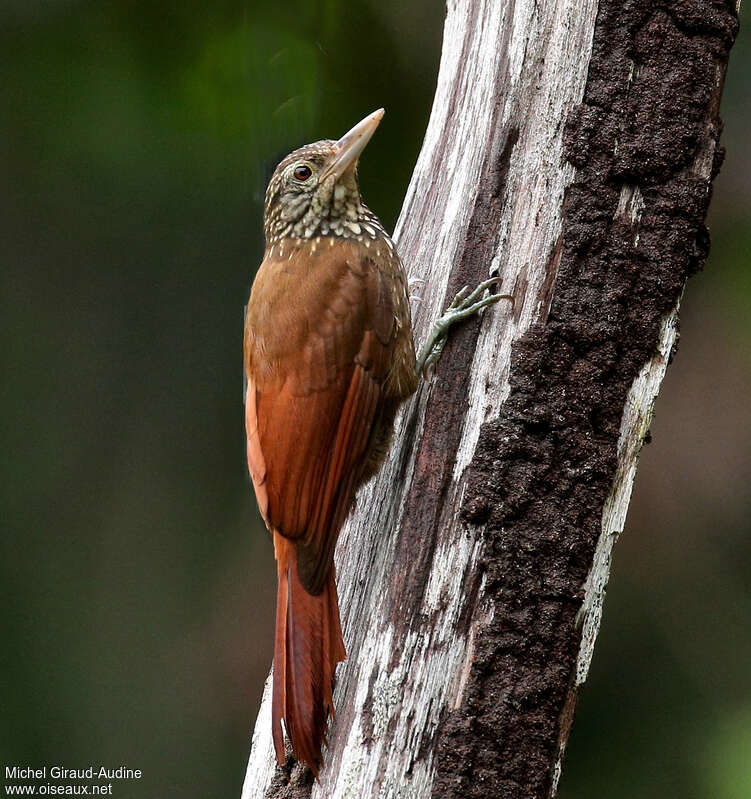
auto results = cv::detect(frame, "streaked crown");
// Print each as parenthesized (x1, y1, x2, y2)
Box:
(263, 110, 389, 248)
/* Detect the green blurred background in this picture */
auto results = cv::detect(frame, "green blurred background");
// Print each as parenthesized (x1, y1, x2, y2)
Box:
(1, 2, 748, 797)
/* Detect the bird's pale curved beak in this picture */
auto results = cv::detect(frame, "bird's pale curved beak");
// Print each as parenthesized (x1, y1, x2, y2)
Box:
(320, 108, 384, 183)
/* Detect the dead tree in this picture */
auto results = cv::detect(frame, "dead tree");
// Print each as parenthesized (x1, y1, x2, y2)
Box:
(242, 0, 738, 796)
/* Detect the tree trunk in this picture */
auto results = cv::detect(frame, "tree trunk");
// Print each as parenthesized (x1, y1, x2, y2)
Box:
(242, 0, 738, 796)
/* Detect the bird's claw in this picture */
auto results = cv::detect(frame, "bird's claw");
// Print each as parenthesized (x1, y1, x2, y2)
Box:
(416, 277, 513, 379)
(450, 284, 472, 308)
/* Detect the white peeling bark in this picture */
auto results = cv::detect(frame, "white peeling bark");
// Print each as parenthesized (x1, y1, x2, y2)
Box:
(243, 0, 600, 796)
(554, 70, 728, 787)
(242, 0, 733, 794)
(575, 306, 679, 689)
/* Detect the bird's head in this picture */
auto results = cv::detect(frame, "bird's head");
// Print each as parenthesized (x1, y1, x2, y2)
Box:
(263, 108, 385, 247)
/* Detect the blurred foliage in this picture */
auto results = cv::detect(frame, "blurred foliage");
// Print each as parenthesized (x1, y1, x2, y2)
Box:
(0, 1, 748, 797)
(0, 1, 442, 795)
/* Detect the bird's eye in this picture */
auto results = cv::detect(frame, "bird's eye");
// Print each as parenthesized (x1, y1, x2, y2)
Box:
(293, 164, 313, 181)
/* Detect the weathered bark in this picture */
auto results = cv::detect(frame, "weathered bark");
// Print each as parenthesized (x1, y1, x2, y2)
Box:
(242, 0, 738, 796)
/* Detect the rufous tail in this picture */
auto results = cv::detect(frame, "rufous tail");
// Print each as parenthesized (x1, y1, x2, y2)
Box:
(271, 533, 346, 776)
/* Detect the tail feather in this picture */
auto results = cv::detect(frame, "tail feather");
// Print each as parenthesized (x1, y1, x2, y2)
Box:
(272, 534, 346, 775)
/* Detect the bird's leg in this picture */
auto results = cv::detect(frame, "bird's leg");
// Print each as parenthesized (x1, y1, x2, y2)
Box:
(416, 277, 513, 379)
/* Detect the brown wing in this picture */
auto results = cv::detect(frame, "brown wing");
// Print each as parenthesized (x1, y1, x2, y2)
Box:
(244, 239, 398, 594)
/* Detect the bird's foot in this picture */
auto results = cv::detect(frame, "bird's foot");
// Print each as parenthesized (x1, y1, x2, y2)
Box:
(416, 277, 513, 379)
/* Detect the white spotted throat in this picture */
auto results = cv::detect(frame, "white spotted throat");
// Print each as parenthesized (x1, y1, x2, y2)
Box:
(244, 109, 511, 776)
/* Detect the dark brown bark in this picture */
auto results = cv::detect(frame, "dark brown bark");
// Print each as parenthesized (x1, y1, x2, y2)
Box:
(246, 1, 738, 797)
(433, 2, 738, 797)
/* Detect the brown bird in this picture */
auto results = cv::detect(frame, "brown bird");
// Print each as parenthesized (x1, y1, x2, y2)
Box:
(244, 109, 509, 775)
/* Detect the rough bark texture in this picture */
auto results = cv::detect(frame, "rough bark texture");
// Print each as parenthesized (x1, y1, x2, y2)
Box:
(242, 1, 738, 797)
(435, 3, 738, 797)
